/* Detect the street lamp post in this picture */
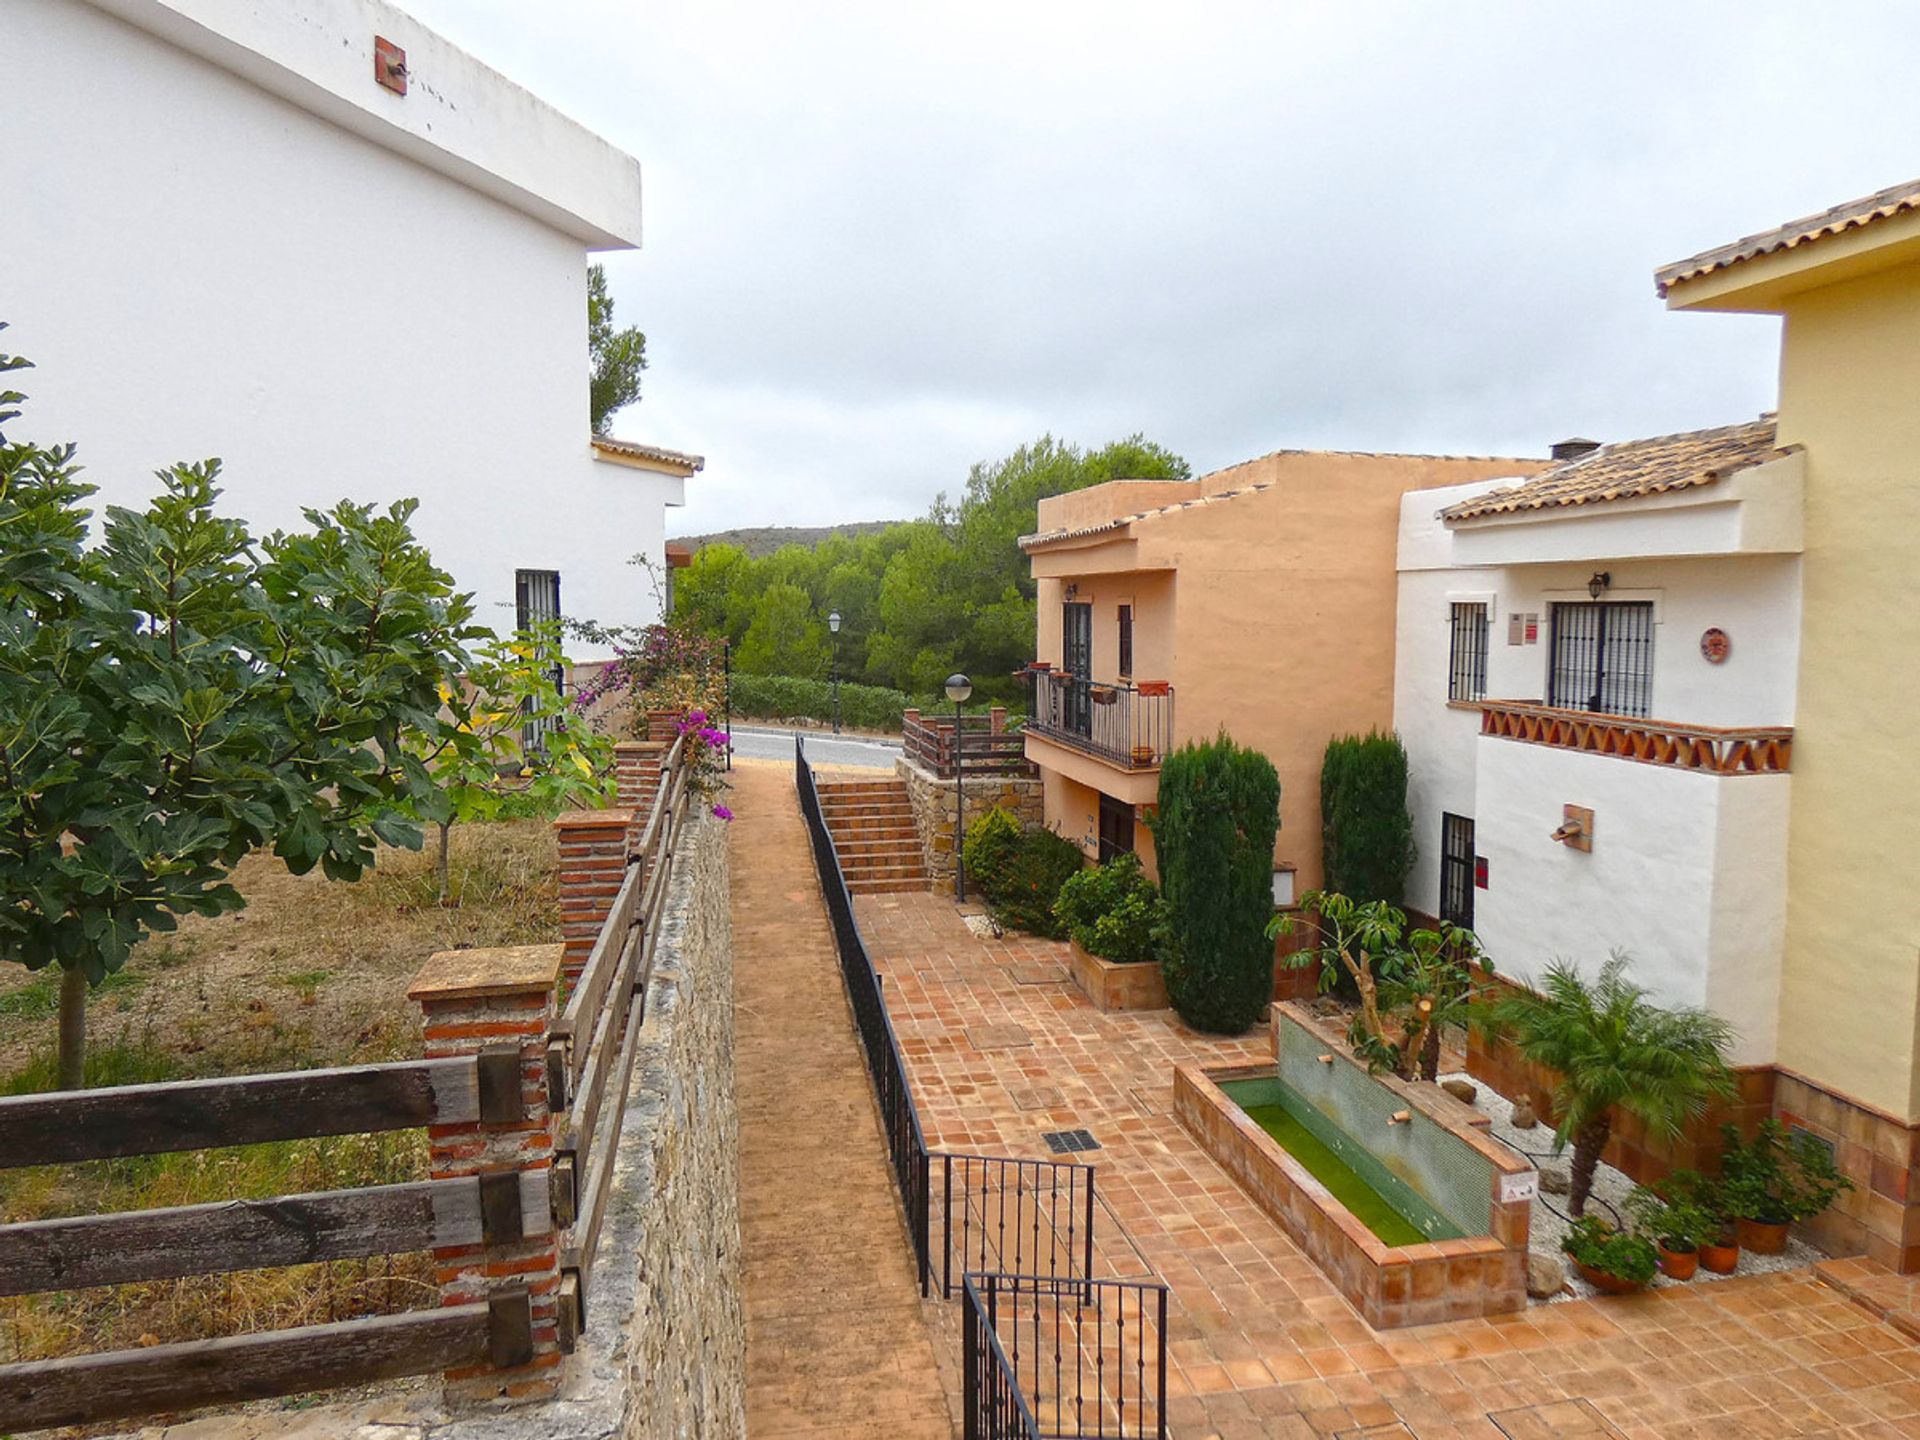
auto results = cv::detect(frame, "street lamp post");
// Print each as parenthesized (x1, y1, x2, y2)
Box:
(827, 610, 842, 734)
(945, 673, 972, 902)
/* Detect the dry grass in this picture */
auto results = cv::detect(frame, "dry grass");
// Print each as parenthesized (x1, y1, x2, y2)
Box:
(0, 818, 561, 1373)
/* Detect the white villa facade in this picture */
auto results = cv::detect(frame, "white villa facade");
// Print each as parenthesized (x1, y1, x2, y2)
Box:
(1393, 424, 1805, 1067)
(6, 0, 692, 655)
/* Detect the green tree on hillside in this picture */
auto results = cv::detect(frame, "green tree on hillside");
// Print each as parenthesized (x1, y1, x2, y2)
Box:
(735, 582, 829, 677)
(589, 263, 647, 434)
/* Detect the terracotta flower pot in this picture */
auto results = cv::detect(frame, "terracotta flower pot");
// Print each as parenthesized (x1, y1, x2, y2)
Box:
(1657, 1245, 1699, 1281)
(1572, 1259, 1647, 1295)
(1698, 1238, 1740, 1274)
(1737, 1217, 1790, 1255)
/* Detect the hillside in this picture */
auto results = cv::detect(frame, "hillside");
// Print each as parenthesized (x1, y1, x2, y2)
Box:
(670, 520, 904, 559)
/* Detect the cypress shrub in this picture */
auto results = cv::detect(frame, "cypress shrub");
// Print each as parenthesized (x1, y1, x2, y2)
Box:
(962, 806, 1022, 900)
(1320, 731, 1416, 904)
(1153, 732, 1281, 1034)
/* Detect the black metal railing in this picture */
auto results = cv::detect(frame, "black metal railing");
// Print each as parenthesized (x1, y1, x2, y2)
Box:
(796, 735, 932, 1293)
(963, 1273, 1169, 1440)
(1025, 673, 1172, 772)
(940, 1153, 1096, 1300)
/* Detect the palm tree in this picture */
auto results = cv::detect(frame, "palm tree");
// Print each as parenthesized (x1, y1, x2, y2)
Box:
(1490, 955, 1735, 1216)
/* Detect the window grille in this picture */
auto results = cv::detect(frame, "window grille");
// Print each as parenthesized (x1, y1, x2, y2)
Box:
(1439, 813, 1475, 928)
(1548, 601, 1654, 718)
(1117, 604, 1133, 678)
(1447, 603, 1488, 702)
(514, 569, 564, 753)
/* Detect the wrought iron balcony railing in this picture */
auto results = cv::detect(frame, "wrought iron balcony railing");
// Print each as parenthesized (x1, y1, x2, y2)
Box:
(1477, 699, 1792, 775)
(1025, 672, 1173, 772)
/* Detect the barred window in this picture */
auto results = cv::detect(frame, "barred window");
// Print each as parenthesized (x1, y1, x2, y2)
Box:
(1448, 603, 1488, 702)
(1549, 601, 1654, 718)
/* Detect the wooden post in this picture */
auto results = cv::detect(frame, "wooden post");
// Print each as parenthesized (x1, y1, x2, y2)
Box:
(408, 943, 564, 1403)
(553, 809, 635, 988)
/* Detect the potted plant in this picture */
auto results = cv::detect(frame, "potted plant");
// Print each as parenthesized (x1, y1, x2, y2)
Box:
(1562, 1214, 1659, 1294)
(1719, 1120, 1853, 1254)
(1625, 1182, 1716, 1281)
(1659, 1169, 1740, 1274)
(1487, 955, 1735, 1217)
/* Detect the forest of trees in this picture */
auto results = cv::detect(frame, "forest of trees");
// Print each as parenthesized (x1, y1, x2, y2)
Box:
(673, 434, 1190, 709)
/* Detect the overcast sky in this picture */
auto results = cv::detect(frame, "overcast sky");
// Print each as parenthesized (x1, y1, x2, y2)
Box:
(407, 1, 1920, 535)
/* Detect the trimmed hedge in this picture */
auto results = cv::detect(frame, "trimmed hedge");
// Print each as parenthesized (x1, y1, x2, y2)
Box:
(729, 672, 918, 732)
(1153, 733, 1281, 1034)
(963, 806, 1083, 938)
(1320, 731, 1415, 904)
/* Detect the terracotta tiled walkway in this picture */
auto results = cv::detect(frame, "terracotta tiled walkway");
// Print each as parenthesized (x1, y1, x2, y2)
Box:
(858, 887, 1920, 1439)
(729, 762, 954, 1439)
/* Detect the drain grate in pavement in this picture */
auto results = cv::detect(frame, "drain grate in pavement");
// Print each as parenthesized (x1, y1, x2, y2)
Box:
(1487, 1398, 1622, 1439)
(1041, 1128, 1100, 1155)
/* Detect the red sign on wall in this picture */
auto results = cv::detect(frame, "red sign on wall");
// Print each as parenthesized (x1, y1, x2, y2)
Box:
(1474, 856, 1489, 890)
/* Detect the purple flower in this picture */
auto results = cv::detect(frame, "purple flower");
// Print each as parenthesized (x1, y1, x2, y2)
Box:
(712, 804, 734, 821)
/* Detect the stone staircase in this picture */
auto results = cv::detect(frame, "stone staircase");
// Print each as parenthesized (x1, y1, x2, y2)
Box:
(815, 778, 930, 894)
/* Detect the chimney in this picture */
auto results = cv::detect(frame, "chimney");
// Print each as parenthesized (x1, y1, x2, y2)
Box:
(1551, 437, 1601, 462)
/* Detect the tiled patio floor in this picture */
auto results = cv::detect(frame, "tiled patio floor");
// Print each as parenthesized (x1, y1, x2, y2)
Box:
(857, 888, 1920, 1439)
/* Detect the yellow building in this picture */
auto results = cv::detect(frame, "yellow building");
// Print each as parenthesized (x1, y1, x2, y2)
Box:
(1662, 179, 1920, 1269)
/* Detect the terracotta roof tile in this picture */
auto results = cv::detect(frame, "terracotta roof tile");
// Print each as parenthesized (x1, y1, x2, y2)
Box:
(1656, 178, 1920, 295)
(1441, 418, 1782, 522)
(1019, 482, 1273, 551)
(590, 435, 706, 472)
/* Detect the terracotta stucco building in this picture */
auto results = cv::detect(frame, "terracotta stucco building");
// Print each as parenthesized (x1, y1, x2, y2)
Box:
(1017, 449, 1547, 890)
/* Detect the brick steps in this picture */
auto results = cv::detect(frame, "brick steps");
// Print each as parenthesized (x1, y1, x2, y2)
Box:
(816, 779, 928, 894)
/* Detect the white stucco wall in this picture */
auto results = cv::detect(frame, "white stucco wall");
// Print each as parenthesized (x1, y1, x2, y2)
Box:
(5, 0, 673, 656)
(1394, 482, 1799, 1065)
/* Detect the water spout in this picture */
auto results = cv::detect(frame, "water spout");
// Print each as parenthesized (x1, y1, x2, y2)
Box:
(1387, 1110, 1411, 1126)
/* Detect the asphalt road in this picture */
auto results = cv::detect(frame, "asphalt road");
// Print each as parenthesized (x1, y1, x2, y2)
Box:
(726, 724, 902, 769)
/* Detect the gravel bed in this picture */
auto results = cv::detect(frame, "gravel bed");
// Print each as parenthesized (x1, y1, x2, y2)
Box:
(1440, 1071, 1824, 1303)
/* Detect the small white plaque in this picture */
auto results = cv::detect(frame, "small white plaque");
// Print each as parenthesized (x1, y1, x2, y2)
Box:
(1500, 1171, 1539, 1204)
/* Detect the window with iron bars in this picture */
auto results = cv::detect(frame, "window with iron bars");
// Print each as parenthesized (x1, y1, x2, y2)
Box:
(1548, 600, 1655, 718)
(514, 569, 564, 753)
(1447, 602, 1488, 703)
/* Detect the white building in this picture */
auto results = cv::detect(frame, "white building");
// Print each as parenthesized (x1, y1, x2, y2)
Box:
(6, 0, 695, 655)
(1393, 422, 1804, 1066)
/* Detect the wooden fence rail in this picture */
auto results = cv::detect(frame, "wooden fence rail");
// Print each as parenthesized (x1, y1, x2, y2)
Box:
(902, 710, 1036, 779)
(0, 727, 704, 1430)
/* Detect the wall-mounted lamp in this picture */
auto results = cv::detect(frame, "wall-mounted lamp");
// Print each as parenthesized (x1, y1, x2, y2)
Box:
(1063, 583, 1079, 601)
(1587, 571, 1612, 600)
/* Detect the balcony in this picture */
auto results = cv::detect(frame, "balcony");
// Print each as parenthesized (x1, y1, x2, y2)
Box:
(1477, 700, 1792, 775)
(1024, 671, 1174, 773)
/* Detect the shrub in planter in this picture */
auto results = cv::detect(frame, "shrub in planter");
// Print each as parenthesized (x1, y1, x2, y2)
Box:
(1562, 1214, 1658, 1293)
(1054, 853, 1161, 964)
(1719, 1119, 1853, 1253)
(1626, 1183, 1716, 1280)
(1152, 733, 1281, 1035)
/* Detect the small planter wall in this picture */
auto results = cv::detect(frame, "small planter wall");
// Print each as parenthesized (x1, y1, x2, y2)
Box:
(1068, 939, 1167, 1012)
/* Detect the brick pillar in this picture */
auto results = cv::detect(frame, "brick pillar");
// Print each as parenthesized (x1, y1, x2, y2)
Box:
(613, 740, 668, 813)
(990, 705, 1006, 734)
(553, 809, 635, 987)
(408, 943, 564, 1403)
(644, 708, 683, 742)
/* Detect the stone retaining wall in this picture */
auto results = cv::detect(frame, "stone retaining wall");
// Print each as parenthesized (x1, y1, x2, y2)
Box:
(896, 756, 1043, 886)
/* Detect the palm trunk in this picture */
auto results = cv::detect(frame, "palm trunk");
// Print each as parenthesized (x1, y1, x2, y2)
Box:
(56, 966, 87, 1090)
(436, 821, 452, 905)
(1569, 1117, 1610, 1217)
